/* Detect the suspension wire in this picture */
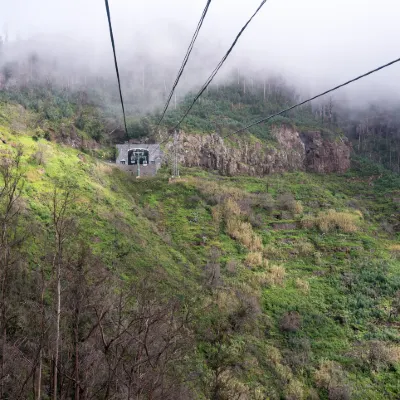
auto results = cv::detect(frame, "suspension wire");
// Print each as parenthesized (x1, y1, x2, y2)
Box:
(156, 0, 213, 127)
(150, 0, 268, 158)
(104, 0, 128, 136)
(223, 56, 400, 138)
(171, 0, 267, 131)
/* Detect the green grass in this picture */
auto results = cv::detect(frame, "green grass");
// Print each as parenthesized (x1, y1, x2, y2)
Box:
(1, 101, 400, 398)
(132, 171, 398, 395)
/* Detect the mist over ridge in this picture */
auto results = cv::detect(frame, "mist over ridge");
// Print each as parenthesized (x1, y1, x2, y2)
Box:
(1, 0, 400, 111)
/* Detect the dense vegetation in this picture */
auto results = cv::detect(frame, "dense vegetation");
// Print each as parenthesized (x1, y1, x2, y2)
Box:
(157, 79, 341, 142)
(0, 44, 400, 398)
(1, 43, 400, 170)
(0, 101, 399, 399)
(340, 105, 400, 173)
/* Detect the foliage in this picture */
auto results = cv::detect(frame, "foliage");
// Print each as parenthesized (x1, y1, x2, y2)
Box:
(127, 116, 152, 139)
(0, 84, 106, 142)
(159, 81, 340, 140)
(302, 209, 360, 233)
(0, 102, 399, 398)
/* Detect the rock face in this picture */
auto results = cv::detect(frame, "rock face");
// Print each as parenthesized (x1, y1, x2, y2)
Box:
(165, 126, 351, 176)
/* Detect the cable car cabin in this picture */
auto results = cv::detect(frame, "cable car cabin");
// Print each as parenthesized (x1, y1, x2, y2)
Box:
(115, 143, 162, 177)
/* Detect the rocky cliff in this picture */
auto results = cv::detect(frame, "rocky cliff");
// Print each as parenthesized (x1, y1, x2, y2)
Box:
(165, 126, 351, 176)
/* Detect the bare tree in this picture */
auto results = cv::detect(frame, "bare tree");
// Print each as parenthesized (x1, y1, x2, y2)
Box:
(49, 181, 78, 400)
(0, 147, 26, 399)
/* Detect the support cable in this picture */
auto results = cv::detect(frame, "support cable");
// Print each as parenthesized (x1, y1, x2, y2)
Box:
(150, 0, 268, 158)
(223, 56, 400, 138)
(105, 0, 128, 136)
(157, 0, 213, 127)
(171, 0, 267, 131)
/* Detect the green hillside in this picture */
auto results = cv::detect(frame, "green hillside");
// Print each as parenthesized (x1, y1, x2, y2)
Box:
(0, 100, 399, 399)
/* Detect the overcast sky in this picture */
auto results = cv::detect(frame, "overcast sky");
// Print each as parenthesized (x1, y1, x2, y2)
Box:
(1, 0, 400, 105)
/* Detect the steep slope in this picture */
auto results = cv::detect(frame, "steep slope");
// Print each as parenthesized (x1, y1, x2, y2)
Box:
(0, 100, 400, 399)
(155, 83, 350, 176)
(165, 127, 350, 176)
(131, 167, 400, 399)
(0, 103, 193, 275)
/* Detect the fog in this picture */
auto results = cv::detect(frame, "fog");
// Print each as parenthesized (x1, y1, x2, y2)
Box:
(1, 0, 400, 109)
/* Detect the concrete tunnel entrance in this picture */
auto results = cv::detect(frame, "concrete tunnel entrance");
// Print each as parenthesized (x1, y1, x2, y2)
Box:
(128, 149, 149, 165)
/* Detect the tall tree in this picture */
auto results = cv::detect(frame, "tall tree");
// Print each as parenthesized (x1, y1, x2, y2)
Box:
(0, 147, 27, 399)
(49, 181, 78, 400)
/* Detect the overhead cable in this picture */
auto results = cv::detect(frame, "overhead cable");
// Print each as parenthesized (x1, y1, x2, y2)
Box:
(224, 56, 400, 138)
(157, 0, 213, 127)
(171, 0, 267, 131)
(151, 0, 268, 155)
(104, 0, 128, 135)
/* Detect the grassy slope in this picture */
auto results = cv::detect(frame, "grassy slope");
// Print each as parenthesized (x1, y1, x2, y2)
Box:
(1, 101, 400, 398)
(0, 102, 199, 283)
(131, 170, 400, 399)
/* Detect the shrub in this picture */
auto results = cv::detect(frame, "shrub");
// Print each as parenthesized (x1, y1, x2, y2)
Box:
(284, 338, 311, 372)
(364, 341, 400, 370)
(226, 217, 263, 251)
(247, 270, 271, 288)
(389, 244, 400, 260)
(248, 212, 264, 228)
(223, 197, 241, 217)
(280, 311, 302, 332)
(294, 240, 314, 256)
(277, 193, 302, 214)
(314, 360, 351, 399)
(259, 193, 275, 212)
(186, 194, 202, 208)
(368, 341, 391, 369)
(142, 205, 160, 222)
(306, 388, 320, 400)
(353, 209, 363, 218)
(285, 379, 305, 400)
(295, 278, 310, 294)
(263, 244, 286, 260)
(391, 346, 400, 363)
(229, 290, 261, 333)
(275, 363, 294, 384)
(300, 216, 315, 229)
(192, 178, 244, 205)
(267, 265, 287, 286)
(266, 345, 283, 366)
(302, 210, 359, 233)
(328, 385, 351, 400)
(277, 193, 296, 210)
(391, 291, 400, 317)
(237, 197, 254, 215)
(225, 259, 238, 275)
(250, 233, 263, 252)
(292, 201, 304, 215)
(314, 251, 323, 265)
(318, 210, 358, 233)
(381, 220, 395, 234)
(32, 143, 49, 165)
(226, 217, 250, 241)
(245, 252, 264, 268)
(211, 205, 222, 228)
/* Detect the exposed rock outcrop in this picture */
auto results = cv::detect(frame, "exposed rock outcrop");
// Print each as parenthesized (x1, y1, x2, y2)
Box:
(165, 126, 351, 176)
